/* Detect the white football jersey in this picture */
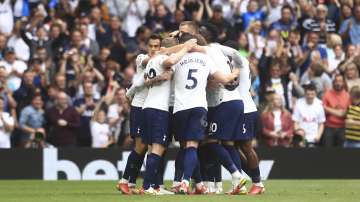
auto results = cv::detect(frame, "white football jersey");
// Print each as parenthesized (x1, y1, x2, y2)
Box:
(207, 44, 241, 106)
(236, 55, 257, 113)
(131, 54, 149, 107)
(213, 44, 257, 113)
(173, 52, 218, 113)
(143, 54, 171, 111)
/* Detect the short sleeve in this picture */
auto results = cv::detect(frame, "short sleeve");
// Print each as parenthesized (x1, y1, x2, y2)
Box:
(317, 105, 326, 123)
(135, 54, 149, 69)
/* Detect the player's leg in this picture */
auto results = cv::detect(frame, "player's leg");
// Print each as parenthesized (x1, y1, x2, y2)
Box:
(142, 143, 166, 194)
(179, 107, 207, 194)
(117, 107, 147, 194)
(239, 112, 265, 195)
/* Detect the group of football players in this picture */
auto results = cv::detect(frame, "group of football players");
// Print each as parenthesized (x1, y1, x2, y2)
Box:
(116, 21, 265, 196)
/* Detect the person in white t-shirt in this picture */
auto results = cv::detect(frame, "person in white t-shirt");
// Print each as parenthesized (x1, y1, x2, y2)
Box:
(292, 83, 326, 146)
(0, 0, 14, 35)
(0, 47, 27, 91)
(90, 98, 113, 148)
(0, 97, 14, 148)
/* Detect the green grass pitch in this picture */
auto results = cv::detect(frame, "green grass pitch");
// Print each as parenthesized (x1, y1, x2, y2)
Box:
(0, 180, 359, 202)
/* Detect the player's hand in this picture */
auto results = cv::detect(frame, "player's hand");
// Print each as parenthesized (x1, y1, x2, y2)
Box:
(184, 39, 197, 50)
(58, 119, 68, 127)
(169, 30, 180, 38)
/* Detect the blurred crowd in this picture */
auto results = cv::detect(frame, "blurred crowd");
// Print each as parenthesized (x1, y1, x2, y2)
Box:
(0, 0, 359, 149)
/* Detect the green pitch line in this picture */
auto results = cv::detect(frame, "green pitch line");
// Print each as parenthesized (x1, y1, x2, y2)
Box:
(0, 180, 359, 202)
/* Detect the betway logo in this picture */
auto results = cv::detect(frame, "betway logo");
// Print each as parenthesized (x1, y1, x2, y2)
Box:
(43, 148, 274, 180)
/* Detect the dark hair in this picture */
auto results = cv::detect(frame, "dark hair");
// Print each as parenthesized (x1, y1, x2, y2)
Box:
(281, 5, 294, 15)
(199, 23, 218, 43)
(148, 34, 162, 42)
(135, 26, 149, 37)
(179, 33, 207, 45)
(223, 40, 240, 50)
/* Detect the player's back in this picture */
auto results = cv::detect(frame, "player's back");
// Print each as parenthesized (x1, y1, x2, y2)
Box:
(132, 54, 149, 107)
(143, 54, 171, 111)
(236, 55, 257, 113)
(173, 52, 215, 113)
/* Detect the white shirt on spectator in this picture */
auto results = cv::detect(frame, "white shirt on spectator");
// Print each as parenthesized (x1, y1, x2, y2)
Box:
(122, 0, 149, 37)
(0, 112, 14, 148)
(0, 59, 27, 91)
(91, 121, 110, 148)
(107, 103, 123, 142)
(292, 98, 326, 143)
(0, 0, 14, 35)
(247, 33, 265, 58)
(7, 36, 31, 62)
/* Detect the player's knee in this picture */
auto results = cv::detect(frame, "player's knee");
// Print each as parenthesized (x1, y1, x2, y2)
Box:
(222, 140, 234, 146)
(134, 138, 147, 155)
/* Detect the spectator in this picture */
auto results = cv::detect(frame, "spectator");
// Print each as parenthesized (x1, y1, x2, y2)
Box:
(300, 32, 328, 76)
(344, 62, 360, 90)
(0, 47, 27, 91)
(292, 83, 326, 147)
(90, 97, 113, 148)
(247, 20, 265, 58)
(106, 87, 130, 146)
(7, 21, 30, 61)
(74, 82, 99, 147)
(263, 0, 283, 28)
(13, 71, 38, 115)
(0, 97, 14, 148)
(299, 61, 332, 98)
(325, 34, 344, 74)
(0, 0, 14, 35)
(270, 5, 297, 32)
(339, 4, 360, 45)
(344, 86, 360, 148)
(241, 0, 266, 31)
(18, 95, 45, 148)
(45, 91, 80, 147)
(261, 93, 294, 147)
(305, 4, 337, 46)
(208, 5, 231, 42)
(322, 74, 351, 147)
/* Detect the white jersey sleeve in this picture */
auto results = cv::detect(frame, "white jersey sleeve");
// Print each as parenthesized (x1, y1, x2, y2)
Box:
(131, 54, 149, 107)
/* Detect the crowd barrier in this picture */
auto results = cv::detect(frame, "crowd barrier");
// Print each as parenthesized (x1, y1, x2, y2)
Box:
(1, 148, 359, 180)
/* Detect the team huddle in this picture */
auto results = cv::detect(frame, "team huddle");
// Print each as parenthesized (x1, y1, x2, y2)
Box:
(116, 21, 265, 195)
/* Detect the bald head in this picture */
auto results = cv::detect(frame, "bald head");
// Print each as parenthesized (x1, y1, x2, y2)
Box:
(57, 91, 68, 109)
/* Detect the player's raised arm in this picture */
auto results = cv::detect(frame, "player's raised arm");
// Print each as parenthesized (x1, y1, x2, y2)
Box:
(162, 39, 197, 67)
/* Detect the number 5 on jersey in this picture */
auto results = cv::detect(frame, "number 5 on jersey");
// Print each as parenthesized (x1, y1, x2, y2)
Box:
(185, 69, 197, 89)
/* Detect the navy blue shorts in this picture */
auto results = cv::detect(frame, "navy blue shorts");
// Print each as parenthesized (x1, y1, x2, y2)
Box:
(130, 106, 144, 138)
(237, 111, 258, 141)
(173, 107, 207, 142)
(207, 100, 244, 141)
(142, 108, 170, 146)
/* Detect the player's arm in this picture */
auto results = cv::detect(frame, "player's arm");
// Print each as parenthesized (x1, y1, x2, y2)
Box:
(144, 69, 173, 87)
(162, 39, 197, 67)
(211, 68, 240, 85)
(136, 54, 150, 68)
(158, 39, 197, 55)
